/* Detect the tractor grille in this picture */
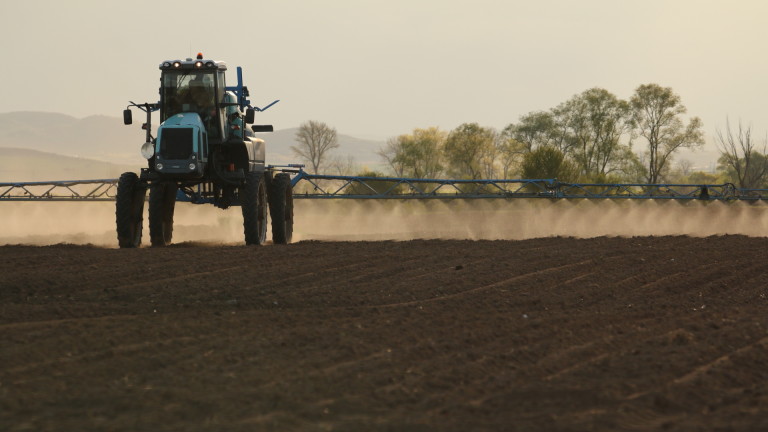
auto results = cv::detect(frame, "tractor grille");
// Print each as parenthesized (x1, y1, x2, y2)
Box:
(160, 128, 193, 159)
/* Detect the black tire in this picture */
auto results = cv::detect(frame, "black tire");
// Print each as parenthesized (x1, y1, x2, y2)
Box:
(268, 173, 294, 244)
(149, 181, 178, 247)
(241, 171, 268, 245)
(115, 172, 146, 248)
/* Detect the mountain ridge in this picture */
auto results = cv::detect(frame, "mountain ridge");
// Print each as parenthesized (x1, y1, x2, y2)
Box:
(0, 147, 137, 182)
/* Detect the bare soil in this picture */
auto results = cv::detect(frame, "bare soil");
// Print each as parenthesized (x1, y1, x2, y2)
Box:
(2, 236, 768, 431)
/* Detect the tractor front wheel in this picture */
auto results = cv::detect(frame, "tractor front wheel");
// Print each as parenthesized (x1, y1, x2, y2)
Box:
(241, 171, 268, 245)
(115, 172, 146, 248)
(268, 173, 294, 244)
(149, 181, 178, 247)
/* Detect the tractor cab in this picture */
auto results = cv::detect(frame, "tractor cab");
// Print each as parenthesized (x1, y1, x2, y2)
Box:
(159, 56, 227, 141)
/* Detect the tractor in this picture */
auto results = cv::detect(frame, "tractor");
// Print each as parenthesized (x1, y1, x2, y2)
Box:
(117, 53, 292, 247)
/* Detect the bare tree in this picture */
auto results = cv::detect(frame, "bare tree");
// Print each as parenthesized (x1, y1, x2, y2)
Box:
(328, 154, 358, 176)
(677, 159, 693, 178)
(716, 119, 768, 189)
(377, 138, 406, 177)
(292, 120, 339, 174)
(496, 135, 527, 179)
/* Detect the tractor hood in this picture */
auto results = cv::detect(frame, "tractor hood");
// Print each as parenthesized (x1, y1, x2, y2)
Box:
(154, 113, 208, 177)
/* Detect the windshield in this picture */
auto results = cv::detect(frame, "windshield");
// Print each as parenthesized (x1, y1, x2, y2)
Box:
(162, 70, 221, 138)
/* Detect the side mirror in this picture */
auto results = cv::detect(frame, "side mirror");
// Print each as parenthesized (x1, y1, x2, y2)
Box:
(251, 125, 274, 133)
(123, 109, 133, 125)
(244, 108, 255, 124)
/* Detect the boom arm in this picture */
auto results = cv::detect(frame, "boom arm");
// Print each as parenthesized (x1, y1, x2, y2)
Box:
(224, 66, 280, 115)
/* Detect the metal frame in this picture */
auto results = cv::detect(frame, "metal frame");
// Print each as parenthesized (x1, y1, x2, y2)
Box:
(555, 182, 738, 200)
(287, 170, 557, 199)
(2, 171, 768, 202)
(225, 66, 280, 113)
(286, 170, 750, 201)
(0, 179, 118, 201)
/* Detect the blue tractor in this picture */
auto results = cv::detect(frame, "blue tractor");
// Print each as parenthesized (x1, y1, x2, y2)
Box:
(118, 53, 292, 247)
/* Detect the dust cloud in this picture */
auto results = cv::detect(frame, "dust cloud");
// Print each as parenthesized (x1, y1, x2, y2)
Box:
(293, 199, 768, 241)
(1, 199, 767, 247)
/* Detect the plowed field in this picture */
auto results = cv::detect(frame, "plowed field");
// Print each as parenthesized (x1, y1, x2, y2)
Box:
(2, 236, 768, 431)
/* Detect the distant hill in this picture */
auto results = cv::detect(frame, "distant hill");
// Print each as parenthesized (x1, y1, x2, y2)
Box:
(0, 147, 137, 182)
(0, 112, 387, 174)
(0, 111, 145, 166)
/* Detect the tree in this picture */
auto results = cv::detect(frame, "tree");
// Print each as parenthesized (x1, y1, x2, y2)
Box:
(502, 111, 559, 152)
(677, 159, 694, 178)
(377, 139, 406, 177)
(630, 84, 704, 183)
(505, 90, 637, 182)
(720, 151, 768, 189)
(378, 127, 445, 178)
(292, 120, 339, 174)
(520, 146, 579, 181)
(479, 129, 502, 179)
(495, 135, 527, 179)
(557, 88, 632, 181)
(715, 119, 768, 189)
(443, 123, 497, 179)
(327, 154, 358, 176)
(665, 159, 693, 183)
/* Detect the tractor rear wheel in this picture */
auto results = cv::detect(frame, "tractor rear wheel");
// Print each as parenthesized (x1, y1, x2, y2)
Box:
(268, 173, 294, 244)
(149, 181, 178, 247)
(241, 171, 268, 245)
(115, 172, 146, 248)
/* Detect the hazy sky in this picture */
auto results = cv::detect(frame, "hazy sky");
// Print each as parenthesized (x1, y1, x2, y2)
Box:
(2, 0, 768, 146)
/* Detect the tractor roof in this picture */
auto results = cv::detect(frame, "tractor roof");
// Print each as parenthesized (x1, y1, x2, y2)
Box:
(159, 53, 227, 71)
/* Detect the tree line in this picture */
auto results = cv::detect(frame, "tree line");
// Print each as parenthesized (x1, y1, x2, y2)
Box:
(293, 83, 768, 188)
